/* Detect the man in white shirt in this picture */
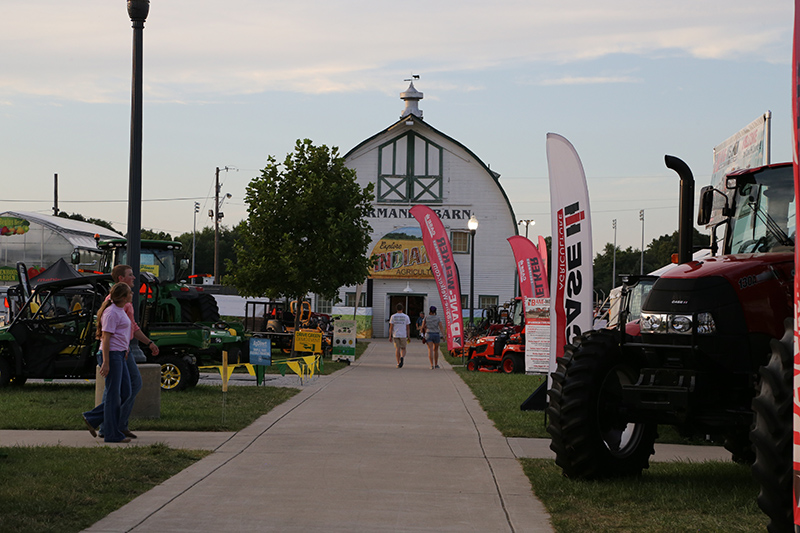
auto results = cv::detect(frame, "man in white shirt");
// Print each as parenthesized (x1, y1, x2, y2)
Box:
(388, 303, 411, 368)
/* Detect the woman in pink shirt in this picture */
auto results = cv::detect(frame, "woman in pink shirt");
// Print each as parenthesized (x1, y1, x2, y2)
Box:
(82, 282, 134, 443)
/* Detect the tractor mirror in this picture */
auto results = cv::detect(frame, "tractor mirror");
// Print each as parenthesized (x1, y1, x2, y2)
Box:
(180, 259, 189, 270)
(70, 250, 81, 265)
(697, 186, 714, 226)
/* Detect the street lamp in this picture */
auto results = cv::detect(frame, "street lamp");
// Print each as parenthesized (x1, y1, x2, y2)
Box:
(468, 215, 479, 328)
(612, 219, 617, 288)
(126, 0, 149, 318)
(639, 210, 645, 275)
(192, 202, 199, 281)
(518, 219, 535, 239)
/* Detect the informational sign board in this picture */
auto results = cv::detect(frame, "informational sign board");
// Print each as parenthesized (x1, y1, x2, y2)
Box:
(249, 337, 272, 366)
(524, 297, 550, 374)
(333, 319, 357, 362)
(294, 330, 322, 353)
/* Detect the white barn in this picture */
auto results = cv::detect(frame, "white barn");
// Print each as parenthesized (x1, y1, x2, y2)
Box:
(333, 83, 519, 338)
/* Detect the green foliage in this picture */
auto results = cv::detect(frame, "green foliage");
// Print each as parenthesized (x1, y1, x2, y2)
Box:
(140, 229, 173, 241)
(593, 228, 709, 298)
(174, 225, 240, 281)
(57, 212, 120, 234)
(230, 139, 375, 300)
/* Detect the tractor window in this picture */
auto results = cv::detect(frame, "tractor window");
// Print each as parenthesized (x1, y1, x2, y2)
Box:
(113, 248, 176, 283)
(730, 167, 795, 254)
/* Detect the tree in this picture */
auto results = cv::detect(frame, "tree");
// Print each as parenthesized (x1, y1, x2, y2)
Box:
(174, 225, 240, 282)
(230, 139, 375, 308)
(592, 228, 709, 298)
(141, 229, 173, 241)
(57, 212, 120, 234)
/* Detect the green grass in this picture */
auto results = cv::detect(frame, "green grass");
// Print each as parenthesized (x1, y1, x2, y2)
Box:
(445, 349, 766, 531)
(521, 458, 766, 532)
(444, 351, 548, 437)
(0, 443, 210, 533)
(0, 383, 300, 432)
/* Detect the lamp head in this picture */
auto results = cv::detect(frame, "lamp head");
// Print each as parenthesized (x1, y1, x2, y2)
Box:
(468, 215, 479, 232)
(127, 0, 150, 21)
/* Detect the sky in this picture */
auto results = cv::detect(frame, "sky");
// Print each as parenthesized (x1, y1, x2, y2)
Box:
(0, 1, 793, 257)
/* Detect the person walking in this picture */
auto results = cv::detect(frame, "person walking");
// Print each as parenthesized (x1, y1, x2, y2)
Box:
(98, 264, 159, 439)
(82, 282, 134, 443)
(416, 311, 426, 343)
(388, 303, 410, 368)
(422, 306, 444, 369)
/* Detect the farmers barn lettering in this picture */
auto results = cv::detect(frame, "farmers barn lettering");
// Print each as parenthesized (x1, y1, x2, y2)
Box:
(370, 208, 471, 220)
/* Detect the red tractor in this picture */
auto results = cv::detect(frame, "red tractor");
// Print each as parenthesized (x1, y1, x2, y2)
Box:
(546, 157, 795, 532)
(465, 326, 525, 373)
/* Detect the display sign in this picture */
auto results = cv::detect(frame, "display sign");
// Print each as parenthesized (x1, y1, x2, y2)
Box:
(333, 319, 357, 362)
(368, 226, 432, 279)
(524, 298, 551, 373)
(294, 330, 322, 353)
(249, 337, 271, 365)
(0, 216, 30, 236)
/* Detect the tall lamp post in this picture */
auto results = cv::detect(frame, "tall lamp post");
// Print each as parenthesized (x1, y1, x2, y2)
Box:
(192, 201, 199, 281)
(468, 215, 479, 328)
(639, 209, 645, 275)
(518, 219, 534, 239)
(612, 219, 617, 288)
(126, 0, 149, 318)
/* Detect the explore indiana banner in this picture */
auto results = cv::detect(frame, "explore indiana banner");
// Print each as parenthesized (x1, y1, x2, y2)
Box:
(409, 205, 464, 351)
(507, 235, 549, 299)
(546, 133, 593, 378)
(792, 0, 800, 525)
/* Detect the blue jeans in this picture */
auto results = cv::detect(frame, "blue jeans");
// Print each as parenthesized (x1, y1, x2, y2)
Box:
(97, 346, 142, 434)
(426, 332, 441, 344)
(83, 350, 131, 442)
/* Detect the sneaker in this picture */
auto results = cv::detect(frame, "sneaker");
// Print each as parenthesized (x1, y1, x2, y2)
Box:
(435, 365, 440, 369)
(399, 357, 404, 368)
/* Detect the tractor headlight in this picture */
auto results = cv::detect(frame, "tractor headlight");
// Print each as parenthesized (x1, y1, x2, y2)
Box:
(668, 315, 692, 334)
(696, 312, 716, 334)
(640, 312, 665, 333)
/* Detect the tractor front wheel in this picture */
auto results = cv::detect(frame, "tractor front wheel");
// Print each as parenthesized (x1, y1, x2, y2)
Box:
(750, 319, 793, 533)
(546, 329, 657, 479)
(160, 355, 192, 391)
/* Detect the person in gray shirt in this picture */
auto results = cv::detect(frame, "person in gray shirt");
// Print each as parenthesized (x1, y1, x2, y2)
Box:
(422, 306, 443, 369)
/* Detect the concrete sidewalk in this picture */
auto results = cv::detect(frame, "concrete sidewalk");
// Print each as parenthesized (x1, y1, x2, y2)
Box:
(84, 340, 554, 532)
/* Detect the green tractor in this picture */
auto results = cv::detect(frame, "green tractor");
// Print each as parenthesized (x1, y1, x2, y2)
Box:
(98, 239, 247, 391)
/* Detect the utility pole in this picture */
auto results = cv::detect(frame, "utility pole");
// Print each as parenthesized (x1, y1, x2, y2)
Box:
(52, 173, 59, 216)
(214, 167, 220, 283)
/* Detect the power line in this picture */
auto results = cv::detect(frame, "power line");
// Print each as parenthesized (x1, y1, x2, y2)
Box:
(0, 196, 209, 204)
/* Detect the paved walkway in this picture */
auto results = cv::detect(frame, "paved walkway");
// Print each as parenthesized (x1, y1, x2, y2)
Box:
(1, 340, 732, 532)
(89, 340, 552, 532)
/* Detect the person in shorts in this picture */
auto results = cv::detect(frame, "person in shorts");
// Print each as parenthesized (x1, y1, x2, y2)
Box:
(388, 303, 411, 368)
(422, 306, 443, 369)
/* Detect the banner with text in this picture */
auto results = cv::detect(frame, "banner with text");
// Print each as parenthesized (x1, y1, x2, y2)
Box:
(508, 235, 550, 300)
(368, 226, 432, 279)
(524, 297, 551, 373)
(546, 133, 593, 378)
(410, 205, 464, 351)
(791, 1, 800, 525)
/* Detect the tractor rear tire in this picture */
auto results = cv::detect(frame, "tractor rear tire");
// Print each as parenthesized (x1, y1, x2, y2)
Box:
(0, 357, 12, 387)
(751, 319, 793, 533)
(160, 355, 192, 391)
(198, 293, 220, 322)
(546, 329, 657, 479)
(501, 354, 516, 374)
(466, 357, 480, 372)
(186, 363, 200, 388)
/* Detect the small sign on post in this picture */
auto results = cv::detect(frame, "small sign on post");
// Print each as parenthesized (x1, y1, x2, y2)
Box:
(333, 319, 357, 363)
(250, 337, 272, 385)
(294, 330, 322, 353)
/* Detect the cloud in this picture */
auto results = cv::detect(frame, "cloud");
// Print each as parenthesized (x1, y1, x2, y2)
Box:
(0, 0, 791, 103)
(537, 76, 642, 86)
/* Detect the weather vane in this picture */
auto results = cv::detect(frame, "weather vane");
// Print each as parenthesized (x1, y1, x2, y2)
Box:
(404, 74, 420, 82)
